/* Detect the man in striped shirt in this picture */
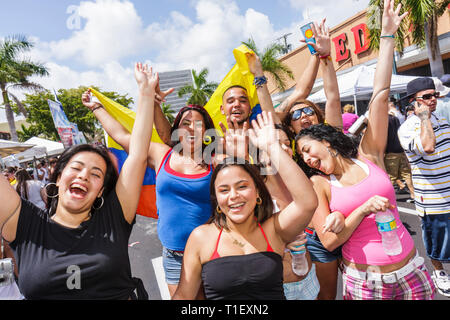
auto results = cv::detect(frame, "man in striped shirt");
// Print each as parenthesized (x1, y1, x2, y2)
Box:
(398, 77, 450, 297)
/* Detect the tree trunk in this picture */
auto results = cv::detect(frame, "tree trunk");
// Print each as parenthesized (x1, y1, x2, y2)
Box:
(425, 21, 445, 78)
(1, 88, 18, 141)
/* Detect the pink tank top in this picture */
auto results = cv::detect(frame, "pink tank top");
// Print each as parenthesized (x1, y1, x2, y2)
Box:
(329, 157, 414, 265)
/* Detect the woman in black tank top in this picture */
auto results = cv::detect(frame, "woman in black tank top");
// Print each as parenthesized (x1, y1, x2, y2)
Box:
(173, 111, 318, 300)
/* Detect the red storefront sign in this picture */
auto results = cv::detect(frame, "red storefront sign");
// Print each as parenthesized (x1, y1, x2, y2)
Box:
(332, 22, 370, 62)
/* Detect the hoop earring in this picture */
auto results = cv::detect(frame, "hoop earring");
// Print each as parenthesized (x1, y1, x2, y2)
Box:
(216, 205, 222, 214)
(256, 197, 262, 205)
(93, 196, 104, 210)
(203, 135, 212, 145)
(44, 182, 59, 199)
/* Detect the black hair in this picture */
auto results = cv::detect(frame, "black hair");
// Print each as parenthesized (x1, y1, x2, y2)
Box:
(46, 144, 118, 214)
(208, 157, 273, 230)
(295, 124, 359, 176)
(222, 85, 248, 101)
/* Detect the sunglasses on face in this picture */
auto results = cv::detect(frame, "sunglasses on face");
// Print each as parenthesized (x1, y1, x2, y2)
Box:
(291, 106, 315, 121)
(416, 92, 440, 100)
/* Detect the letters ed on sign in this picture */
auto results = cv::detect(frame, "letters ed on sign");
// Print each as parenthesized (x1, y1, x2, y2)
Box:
(332, 23, 370, 62)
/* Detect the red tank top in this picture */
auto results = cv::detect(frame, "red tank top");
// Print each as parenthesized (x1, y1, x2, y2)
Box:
(209, 223, 274, 260)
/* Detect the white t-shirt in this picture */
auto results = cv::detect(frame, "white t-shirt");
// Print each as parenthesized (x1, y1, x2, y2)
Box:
(21, 180, 46, 210)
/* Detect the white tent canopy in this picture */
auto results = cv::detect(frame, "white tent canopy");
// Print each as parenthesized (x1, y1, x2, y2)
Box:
(3, 137, 64, 164)
(308, 65, 421, 113)
(0, 139, 35, 158)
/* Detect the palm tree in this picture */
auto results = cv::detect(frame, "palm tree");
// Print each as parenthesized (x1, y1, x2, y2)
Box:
(0, 35, 49, 141)
(161, 102, 175, 125)
(178, 68, 218, 107)
(367, 0, 449, 77)
(241, 37, 294, 92)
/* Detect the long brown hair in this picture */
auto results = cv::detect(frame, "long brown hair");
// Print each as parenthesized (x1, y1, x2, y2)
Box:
(15, 168, 33, 200)
(208, 158, 273, 231)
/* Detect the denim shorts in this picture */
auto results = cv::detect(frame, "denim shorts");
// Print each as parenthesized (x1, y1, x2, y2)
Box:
(305, 229, 342, 263)
(283, 264, 320, 300)
(162, 247, 184, 285)
(421, 213, 450, 262)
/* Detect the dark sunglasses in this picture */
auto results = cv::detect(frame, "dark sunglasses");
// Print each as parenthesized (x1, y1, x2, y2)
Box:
(291, 106, 315, 121)
(416, 92, 440, 100)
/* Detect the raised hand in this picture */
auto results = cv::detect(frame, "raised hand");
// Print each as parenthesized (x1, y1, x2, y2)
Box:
(135, 62, 158, 94)
(381, 0, 408, 36)
(219, 116, 249, 159)
(248, 111, 278, 154)
(304, 18, 330, 57)
(81, 89, 101, 111)
(246, 52, 264, 77)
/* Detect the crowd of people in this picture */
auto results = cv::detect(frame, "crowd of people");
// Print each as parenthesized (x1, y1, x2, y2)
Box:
(0, 0, 449, 300)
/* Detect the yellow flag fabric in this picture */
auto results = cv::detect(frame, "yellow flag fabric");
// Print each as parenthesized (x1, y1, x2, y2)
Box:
(204, 45, 260, 132)
(89, 88, 164, 147)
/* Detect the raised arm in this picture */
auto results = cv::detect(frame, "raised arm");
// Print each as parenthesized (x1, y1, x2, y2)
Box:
(115, 63, 157, 224)
(247, 53, 281, 124)
(153, 85, 175, 146)
(311, 20, 342, 129)
(359, 0, 408, 164)
(248, 111, 317, 243)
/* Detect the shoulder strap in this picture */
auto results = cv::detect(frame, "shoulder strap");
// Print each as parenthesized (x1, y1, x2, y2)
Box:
(209, 228, 223, 260)
(258, 223, 274, 252)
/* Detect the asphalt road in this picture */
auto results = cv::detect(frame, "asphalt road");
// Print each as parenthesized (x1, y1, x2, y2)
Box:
(128, 192, 449, 300)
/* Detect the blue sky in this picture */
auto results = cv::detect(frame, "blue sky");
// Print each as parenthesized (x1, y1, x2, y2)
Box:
(0, 0, 370, 115)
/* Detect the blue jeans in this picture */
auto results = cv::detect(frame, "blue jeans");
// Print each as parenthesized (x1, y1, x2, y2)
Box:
(421, 213, 450, 262)
(162, 247, 184, 285)
(305, 229, 342, 263)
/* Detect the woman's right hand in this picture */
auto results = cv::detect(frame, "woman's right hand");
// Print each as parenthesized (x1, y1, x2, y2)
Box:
(134, 62, 158, 94)
(81, 89, 101, 111)
(357, 195, 395, 216)
(381, 0, 408, 36)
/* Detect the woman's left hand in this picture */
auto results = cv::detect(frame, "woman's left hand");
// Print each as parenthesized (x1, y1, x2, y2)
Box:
(248, 111, 278, 153)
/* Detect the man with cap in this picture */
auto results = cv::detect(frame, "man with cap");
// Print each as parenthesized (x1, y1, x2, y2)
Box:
(398, 77, 450, 297)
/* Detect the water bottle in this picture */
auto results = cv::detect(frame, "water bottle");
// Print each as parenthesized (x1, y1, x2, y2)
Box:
(290, 234, 308, 276)
(348, 110, 369, 136)
(375, 209, 402, 256)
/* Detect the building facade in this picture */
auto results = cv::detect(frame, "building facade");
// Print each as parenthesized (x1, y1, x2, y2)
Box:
(268, 8, 450, 114)
(159, 69, 193, 115)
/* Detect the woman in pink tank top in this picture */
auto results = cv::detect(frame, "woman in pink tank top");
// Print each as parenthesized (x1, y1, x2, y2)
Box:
(295, 1, 434, 300)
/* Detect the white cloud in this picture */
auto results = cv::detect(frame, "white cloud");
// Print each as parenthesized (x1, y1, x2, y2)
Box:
(22, 0, 372, 111)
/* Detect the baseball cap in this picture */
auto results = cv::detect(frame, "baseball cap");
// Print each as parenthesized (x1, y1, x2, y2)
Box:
(403, 77, 436, 100)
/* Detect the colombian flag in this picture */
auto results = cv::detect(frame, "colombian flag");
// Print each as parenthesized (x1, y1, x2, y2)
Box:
(89, 87, 161, 219)
(88, 45, 260, 219)
(204, 45, 261, 132)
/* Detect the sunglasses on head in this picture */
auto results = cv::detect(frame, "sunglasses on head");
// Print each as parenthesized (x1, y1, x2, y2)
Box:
(291, 106, 315, 121)
(416, 92, 440, 100)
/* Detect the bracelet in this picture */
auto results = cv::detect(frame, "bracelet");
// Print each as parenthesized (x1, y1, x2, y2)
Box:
(253, 75, 267, 88)
(319, 54, 330, 59)
(91, 105, 103, 112)
(380, 35, 394, 39)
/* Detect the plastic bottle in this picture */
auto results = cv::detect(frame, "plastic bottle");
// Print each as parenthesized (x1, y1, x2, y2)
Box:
(348, 110, 369, 136)
(290, 234, 308, 276)
(375, 209, 402, 256)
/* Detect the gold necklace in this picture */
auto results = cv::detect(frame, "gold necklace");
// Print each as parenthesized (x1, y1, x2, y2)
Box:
(226, 231, 246, 248)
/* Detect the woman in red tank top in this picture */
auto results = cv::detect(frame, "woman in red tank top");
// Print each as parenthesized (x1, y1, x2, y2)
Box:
(173, 111, 318, 300)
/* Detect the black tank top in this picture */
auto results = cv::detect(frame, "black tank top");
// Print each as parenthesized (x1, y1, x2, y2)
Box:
(201, 225, 286, 300)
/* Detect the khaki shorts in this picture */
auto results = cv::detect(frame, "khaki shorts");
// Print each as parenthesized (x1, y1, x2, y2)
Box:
(384, 152, 411, 183)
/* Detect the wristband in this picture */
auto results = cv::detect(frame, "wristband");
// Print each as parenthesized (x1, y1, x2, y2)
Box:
(91, 105, 103, 112)
(380, 35, 394, 39)
(319, 54, 330, 59)
(253, 75, 267, 88)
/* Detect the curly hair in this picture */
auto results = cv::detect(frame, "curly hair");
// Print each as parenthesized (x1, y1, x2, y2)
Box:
(295, 124, 359, 175)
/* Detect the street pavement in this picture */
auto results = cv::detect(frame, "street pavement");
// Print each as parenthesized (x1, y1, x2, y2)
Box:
(128, 192, 449, 300)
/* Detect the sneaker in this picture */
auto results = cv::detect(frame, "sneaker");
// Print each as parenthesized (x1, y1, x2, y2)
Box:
(406, 198, 415, 203)
(431, 270, 450, 297)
